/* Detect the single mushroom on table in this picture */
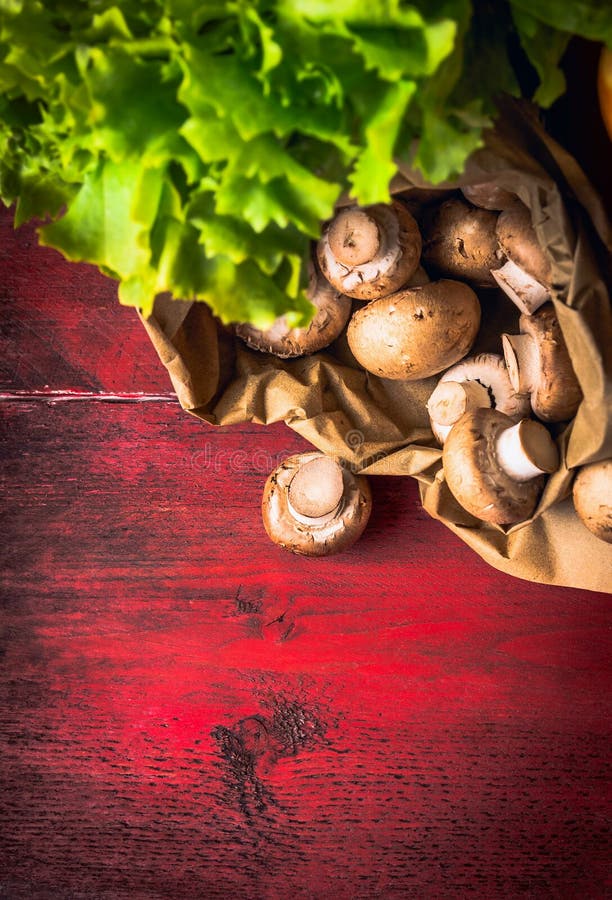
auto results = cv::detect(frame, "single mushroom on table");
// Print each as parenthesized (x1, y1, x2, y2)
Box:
(421, 197, 502, 287)
(262, 452, 372, 556)
(317, 200, 422, 300)
(492, 201, 552, 315)
(426, 353, 531, 445)
(443, 408, 559, 525)
(347, 279, 481, 381)
(502, 303, 582, 422)
(572, 460, 612, 543)
(461, 183, 516, 211)
(235, 263, 352, 358)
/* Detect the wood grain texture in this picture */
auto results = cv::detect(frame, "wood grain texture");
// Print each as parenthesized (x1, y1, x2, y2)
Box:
(0, 213, 169, 394)
(2, 399, 611, 899)
(1, 64, 612, 896)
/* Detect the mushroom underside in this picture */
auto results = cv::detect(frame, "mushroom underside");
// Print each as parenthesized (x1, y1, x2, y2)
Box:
(236, 280, 352, 358)
(317, 201, 422, 301)
(262, 453, 372, 556)
(428, 353, 531, 444)
(443, 411, 545, 525)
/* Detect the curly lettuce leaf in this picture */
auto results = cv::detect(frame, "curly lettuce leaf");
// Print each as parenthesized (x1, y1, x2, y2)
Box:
(511, 7, 570, 107)
(508, 0, 612, 108)
(511, 0, 612, 49)
(1, 0, 610, 326)
(0, 0, 465, 325)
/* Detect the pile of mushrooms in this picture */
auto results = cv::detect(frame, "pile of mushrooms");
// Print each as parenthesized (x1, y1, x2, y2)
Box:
(233, 184, 591, 552)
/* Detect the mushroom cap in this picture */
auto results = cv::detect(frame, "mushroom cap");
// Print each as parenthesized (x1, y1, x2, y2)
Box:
(407, 265, 430, 287)
(422, 197, 502, 287)
(347, 279, 480, 381)
(443, 408, 546, 525)
(496, 201, 552, 287)
(236, 266, 352, 358)
(317, 200, 422, 301)
(261, 452, 372, 556)
(461, 183, 516, 211)
(573, 459, 612, 543)
(428, 353, 531, 444)
(503, 303, 582, 422)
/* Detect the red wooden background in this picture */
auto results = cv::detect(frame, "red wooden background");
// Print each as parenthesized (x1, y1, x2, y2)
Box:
(1, 49, 611, 898)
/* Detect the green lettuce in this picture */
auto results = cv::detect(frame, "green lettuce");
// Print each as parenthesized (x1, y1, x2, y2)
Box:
(0, 1, 609, 326)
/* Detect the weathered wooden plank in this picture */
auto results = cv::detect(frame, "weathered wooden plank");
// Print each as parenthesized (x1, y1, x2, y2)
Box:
(1, 402, 610, 898)
(0, 209, 170, 394)
(1, 41, 611, 895)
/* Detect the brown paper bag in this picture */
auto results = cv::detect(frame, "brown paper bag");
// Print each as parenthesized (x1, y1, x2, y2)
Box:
(140, 100, 612, 593)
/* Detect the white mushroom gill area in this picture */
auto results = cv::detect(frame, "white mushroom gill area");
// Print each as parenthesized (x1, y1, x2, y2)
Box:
(321, 205, 402, 293)
(428, 354, 529, 445)
(286, 495, 344, 526)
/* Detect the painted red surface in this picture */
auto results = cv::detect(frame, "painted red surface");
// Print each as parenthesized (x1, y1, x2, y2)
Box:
(2, 393, 610, 899)
(0, 212, 170, 394)
(1, 71, 612, 897)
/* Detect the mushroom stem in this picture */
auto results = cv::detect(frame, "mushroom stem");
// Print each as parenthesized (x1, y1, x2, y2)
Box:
(427, 380, 491, 426)
(491, 259, 549, 315)
(495, 420, 559, 482)
(287, 456, 345, 525)
(501, 332, 538, 394)
(327, 208, 381, 267)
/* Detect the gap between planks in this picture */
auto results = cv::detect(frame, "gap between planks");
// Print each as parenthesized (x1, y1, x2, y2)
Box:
(0, 389, 178, 403)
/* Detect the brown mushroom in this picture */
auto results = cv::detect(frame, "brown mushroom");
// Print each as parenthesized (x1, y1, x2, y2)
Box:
(347, 279, 481, 381)
(261, 452, 372, 556)
(235, 264, 352, 358)
(317, 201, 422, 300)
(443, 409, 559, 525)
(492, 201, 552, 314)
(573, 460, 612, 543)
(502, 303, 582, 422)
(461, 183, 516, 211)
(427, 353, 530, 444)
(407, 265, 430, 287)
(421, 197, 502, 287)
